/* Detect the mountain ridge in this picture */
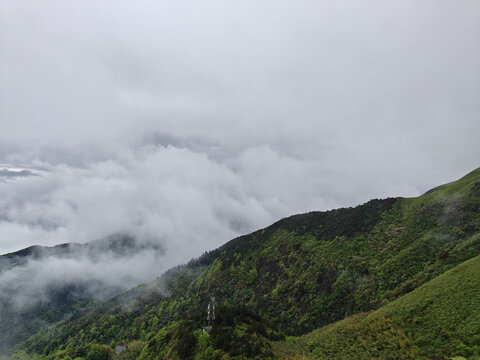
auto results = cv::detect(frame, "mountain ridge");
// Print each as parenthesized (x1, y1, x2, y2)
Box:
(4, 167, 480, 359)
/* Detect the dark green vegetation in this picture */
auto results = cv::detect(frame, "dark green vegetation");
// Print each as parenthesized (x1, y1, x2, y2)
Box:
(138, 305, 283, 360)
(274, 253, 480, 359)
(4, 168, 480, 359)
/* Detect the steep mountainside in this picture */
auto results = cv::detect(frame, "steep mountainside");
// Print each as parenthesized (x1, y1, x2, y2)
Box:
(7, 168, 480, 359)
(273, 253, 480, 359)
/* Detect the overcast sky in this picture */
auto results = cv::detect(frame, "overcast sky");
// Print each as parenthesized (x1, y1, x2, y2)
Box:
(0, 0, 479, 289)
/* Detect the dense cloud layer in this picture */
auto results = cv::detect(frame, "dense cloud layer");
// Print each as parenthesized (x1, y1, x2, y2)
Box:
(0, 0, 479, 307)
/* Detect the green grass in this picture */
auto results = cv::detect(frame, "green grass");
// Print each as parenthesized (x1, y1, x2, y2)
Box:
(372, 254, 480, 359)
(275, 254, 480, 360)
(404, 167, 480, 209)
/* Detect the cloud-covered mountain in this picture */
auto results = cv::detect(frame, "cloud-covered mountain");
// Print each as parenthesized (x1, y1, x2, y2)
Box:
(6, 167, 480, 359)
(0, 0, 479, 356)
(0, 233, 166, 353)
(0, 233, 166, 308)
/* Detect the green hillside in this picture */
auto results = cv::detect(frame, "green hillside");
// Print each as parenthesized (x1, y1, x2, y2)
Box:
(274, 253, 480, 360)
(7, 168, 480, 359)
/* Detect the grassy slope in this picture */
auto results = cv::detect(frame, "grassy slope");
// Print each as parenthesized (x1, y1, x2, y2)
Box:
(12, 168, 480, 359)
(274, 253, 480, 360)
